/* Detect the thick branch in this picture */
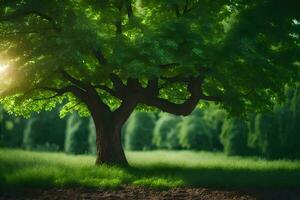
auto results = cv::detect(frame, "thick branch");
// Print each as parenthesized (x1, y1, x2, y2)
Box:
(110, 74, 126, 91)
(147, 78, 159, 96)
(94, 84, 121, 98)
(40, 85, 89, 103)
(143, 77, 204, 116)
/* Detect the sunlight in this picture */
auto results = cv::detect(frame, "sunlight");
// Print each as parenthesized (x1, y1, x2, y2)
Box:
(0, 63, 8, 74)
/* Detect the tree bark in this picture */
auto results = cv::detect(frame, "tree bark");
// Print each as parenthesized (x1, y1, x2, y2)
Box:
(92, 111, 128, 166)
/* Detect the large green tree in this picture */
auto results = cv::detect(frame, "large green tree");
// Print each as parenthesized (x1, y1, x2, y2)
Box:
(0, 0, 299, 165)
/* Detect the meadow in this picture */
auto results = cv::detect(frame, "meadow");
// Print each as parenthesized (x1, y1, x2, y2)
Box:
(0, 148, 300, 191)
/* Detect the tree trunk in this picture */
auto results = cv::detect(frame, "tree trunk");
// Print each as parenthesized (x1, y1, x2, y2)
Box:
(93, 114, 128, 166)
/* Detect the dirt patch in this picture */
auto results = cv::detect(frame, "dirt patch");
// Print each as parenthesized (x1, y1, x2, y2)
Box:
(1, 186, 300, 200)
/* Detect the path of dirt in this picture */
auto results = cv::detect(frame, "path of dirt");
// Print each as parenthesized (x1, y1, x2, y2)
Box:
(1, 186, 300, 200)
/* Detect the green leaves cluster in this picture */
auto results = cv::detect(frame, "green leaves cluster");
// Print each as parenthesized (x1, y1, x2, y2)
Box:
(0, 0, 299, 117)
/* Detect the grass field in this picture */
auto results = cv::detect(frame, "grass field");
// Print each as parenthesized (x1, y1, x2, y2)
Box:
(0, 148, 300, 191)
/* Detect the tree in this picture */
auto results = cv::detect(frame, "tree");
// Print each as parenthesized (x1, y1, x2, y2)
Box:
(254, 113, 281, 159)
(23, 108, 66, 151)
(0, 0, 299, 165)
(88, 117, 97, 155)
(220, 117, 249, 156)
(0, 107, 25, 148)
(179, 116, 212, 150)
(203, 105, 227, 151)
(64, 113, 89, 155)
(153, 114, 182, 149)
(125, 111, 155, 150)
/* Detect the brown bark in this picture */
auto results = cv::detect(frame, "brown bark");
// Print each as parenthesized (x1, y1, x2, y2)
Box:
(92, 98, 138, 166)
(93, 114, 128, 166)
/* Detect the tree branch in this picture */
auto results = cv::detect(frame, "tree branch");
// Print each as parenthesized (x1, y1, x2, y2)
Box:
(126, 0, 134, 18)
(1, 29, 55, 36)
(173, 4, 181, 17)
(159, 63, 180, 69)
(32, 94, 62, 101)
(1, 10, 61, 32)
(60, 70, 89, 91)
(94, 49, 107, 65)
(110, 74, 126, 90)
(183, 0, 189, 14)
(94, 84, 121, 98)
(143, 77, 205, 116)
(28, 11, 61, 32)
(64, 101, 83, 112)
(200, 94, 222, 102)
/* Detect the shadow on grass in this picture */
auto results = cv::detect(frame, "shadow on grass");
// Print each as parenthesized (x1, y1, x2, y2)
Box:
(126, 165, 300, 189)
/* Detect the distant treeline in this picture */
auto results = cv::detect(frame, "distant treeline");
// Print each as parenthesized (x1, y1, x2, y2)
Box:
(0, 86, 299, 159)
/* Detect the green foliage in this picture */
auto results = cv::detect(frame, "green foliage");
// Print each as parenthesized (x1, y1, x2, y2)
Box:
(64, 113, 89, 155)
(152, 114, 181, 149)
(248, 85, 300, 159)
(179, 116, 212, 150)
(288, 85, 300, 158)
(254, 113, 281, 159)
(125, 111, 156, 151)
(203, 106, 227, 151)
(0, 0, 298, 118)
(88, 117, 96, 155)
(220, 117, 249, 156)
(0, 111, 25, 148)
(23, 108, 66, 151)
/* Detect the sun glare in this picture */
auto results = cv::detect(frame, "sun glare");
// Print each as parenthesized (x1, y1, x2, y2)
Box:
(0, 63, 8, 74)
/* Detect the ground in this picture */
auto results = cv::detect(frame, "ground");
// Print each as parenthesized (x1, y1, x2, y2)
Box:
(2, 187, 300, 200)
(1, 149, 300, 199)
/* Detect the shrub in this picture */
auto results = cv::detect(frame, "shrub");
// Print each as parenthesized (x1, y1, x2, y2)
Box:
(23, 108, 66, 151)
(254, 113, 281, 159)
(203, 107, 227, 151)
(153, 114, 182, 149)
(88, 117, 96, 154)
(64, 113, 89, 154)
(179, 116, 212, 150)
(220, 117, 249, 156)
(125, 112, 156, 150)
(0, 115, 26, 148)
(288, 86, 300, 158)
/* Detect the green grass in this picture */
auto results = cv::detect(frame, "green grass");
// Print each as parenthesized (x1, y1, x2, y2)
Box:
(1, 148, 300, 191)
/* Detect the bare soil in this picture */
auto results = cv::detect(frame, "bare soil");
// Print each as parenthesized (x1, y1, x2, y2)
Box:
(1, 186, 300, 200)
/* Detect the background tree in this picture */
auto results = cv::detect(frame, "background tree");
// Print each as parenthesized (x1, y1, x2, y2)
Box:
(179, 116, 212, 150)
(220, 117, 249, 156)
(0, 0, 299, 165)
(203, 106, 226, 151)
(125, 111, 155, 150)
(153, 114, 182, 150)
(88, 117, 97, 155)
(23, 108, 66, 151)
(0, 107, 25, 148)
(64, 113, 89, 155)
(253, 113, 281, 159)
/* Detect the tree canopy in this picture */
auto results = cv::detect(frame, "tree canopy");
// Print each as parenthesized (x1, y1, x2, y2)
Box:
(0, 0, 299, 117)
